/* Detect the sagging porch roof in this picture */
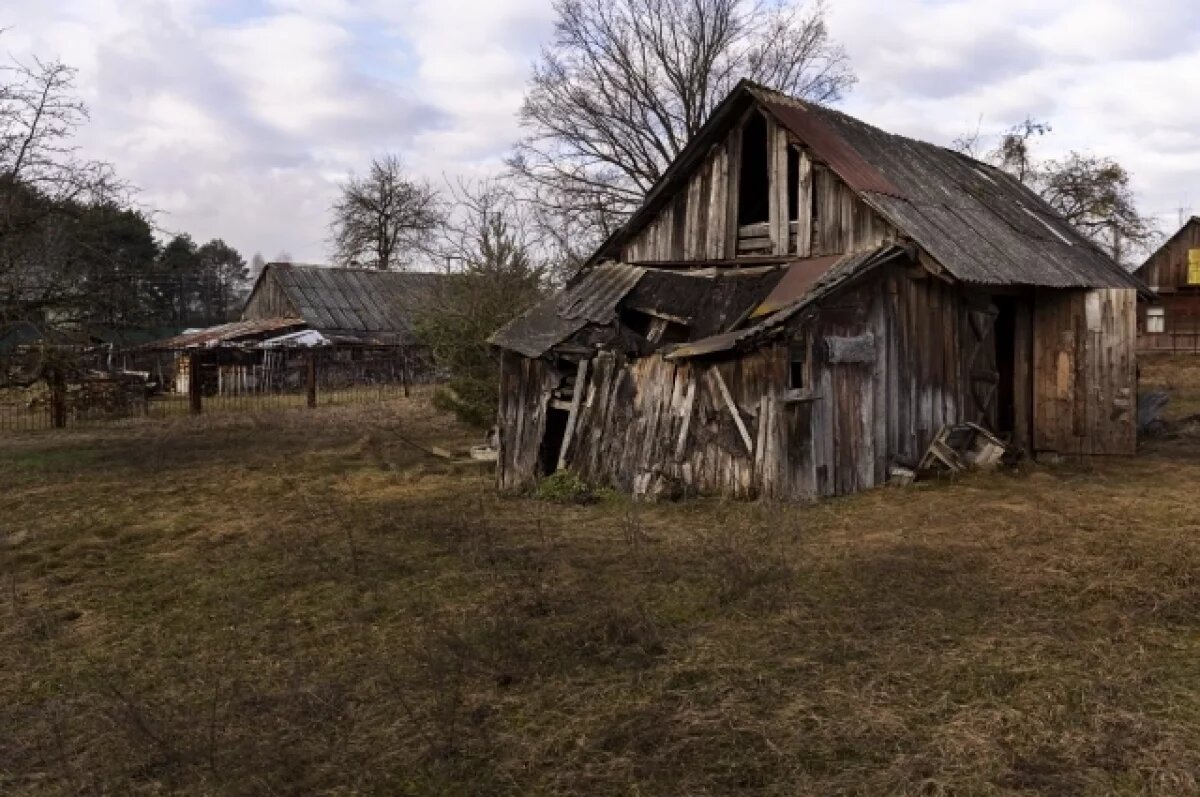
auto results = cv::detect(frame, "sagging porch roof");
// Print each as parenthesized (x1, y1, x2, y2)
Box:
(490, 244, 911, 360)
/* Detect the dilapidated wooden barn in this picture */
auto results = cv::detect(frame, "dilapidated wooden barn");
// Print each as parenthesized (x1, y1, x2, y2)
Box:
(491, 81, 1145, 500)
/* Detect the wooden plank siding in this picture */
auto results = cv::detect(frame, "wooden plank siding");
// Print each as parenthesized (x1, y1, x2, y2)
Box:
(1136, 219, 1200, 350)
(619, 118, 898, 265)
(243, 270, 299, 320)
(496, 352, 558, 491)
(1032, 288, 1136, 457)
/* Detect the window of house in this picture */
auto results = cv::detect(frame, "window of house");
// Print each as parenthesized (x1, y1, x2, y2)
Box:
(1188, 249, 1200, 285)
(1147, 307, 1166, 334)
(788, 339, 807, 390)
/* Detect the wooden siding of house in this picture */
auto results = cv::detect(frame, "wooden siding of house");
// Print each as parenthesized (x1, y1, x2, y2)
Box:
(1136, 219, 1200, 350)
(619, 117, 897, 264)
(1032, 288, 1136, 457)
(243, 272, 299, 320)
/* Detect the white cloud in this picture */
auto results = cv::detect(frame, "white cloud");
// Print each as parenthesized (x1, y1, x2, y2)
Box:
(828, 0, 1200, 233)
(2, 0, 1199, 262)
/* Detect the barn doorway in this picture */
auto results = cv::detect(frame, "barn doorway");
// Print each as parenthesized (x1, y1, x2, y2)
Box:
(993, 296, 1018, 435)
(539, 406, 569, 476)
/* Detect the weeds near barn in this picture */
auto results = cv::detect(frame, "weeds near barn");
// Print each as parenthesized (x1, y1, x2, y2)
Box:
(4, 372, 1200, 793)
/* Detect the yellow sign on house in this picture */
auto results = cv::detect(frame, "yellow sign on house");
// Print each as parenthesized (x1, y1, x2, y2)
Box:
(1189, 249, 1200, 284)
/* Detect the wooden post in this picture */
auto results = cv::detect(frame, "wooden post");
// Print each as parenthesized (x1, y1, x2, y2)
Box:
(306, 351, 318, 408)
(188, 353, 203, 415)
(49, 369, 67, 429)
(401, 349, 410, 398)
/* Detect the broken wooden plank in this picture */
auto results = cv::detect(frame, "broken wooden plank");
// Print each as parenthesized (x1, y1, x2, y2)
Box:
(556, 357, 590, 470)
(711, 365, 754, 456)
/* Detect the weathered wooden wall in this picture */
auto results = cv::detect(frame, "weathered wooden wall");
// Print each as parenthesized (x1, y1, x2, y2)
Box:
(1032, 288, 1136, 457)
(243, 271, 299, 320)
(619, 109, 897, 264)
(496, 352, 558, 492)
(496, 275, 1136, 499)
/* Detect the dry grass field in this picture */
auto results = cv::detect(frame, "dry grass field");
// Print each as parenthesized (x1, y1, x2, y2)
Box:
(4, 363, 1200, 795)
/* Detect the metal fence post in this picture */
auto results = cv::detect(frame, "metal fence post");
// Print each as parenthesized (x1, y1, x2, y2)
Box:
(189, 352, 203, 415)
(306, 351, 318, 408)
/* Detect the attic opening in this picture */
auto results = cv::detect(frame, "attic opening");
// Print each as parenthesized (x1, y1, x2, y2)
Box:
(737, 111, 770, 227)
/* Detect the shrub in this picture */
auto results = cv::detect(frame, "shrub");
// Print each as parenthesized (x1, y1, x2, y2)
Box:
(535, 470, 596, 504)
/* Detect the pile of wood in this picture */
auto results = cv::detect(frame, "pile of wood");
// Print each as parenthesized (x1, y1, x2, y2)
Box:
(914, 423, 1009, 478)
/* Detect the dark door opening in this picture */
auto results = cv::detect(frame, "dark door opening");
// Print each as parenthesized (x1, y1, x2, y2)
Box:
(993, 296, 1017, 435)
(539, 406, 570, 476)
(737, 111, 770, 227)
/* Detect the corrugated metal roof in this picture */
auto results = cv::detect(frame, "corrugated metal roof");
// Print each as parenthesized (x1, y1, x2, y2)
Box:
(489, 263, 645, 357)
(557, 262, 646, 323)
(488, 296, 589, 359)
(145, 317, 307, 350)
(261, 264, 450, 343)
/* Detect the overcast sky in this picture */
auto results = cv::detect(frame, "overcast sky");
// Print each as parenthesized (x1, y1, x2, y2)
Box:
(4, 0, 1199, 263)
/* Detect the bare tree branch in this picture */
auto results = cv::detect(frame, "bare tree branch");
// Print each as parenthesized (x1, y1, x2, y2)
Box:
(328, 154, 442, 270)
(509, 0, 855, 259)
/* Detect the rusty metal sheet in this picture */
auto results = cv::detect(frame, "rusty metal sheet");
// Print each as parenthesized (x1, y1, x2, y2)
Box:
(144, 317, 307, 350)
(750, 256, 842, 318)
(665, 245, 911, 361)
(754, 90, 901, 197)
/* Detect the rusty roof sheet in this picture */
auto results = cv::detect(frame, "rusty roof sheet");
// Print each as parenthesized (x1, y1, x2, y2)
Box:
(750, 256, 842, 319)
(258, 263, 451, 343)
(144, 317, 307, 350)
(665, 246, 909, 360)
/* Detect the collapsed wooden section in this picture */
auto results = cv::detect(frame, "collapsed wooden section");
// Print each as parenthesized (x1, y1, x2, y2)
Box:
(495, 84, 1140, 501)
(496, 266, 1138, 500)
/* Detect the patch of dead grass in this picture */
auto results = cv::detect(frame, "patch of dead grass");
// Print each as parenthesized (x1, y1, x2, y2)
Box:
(4, 390, 1200, 793)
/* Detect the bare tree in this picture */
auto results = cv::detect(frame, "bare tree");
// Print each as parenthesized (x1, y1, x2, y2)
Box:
(509, 0, 855, 259)
(416, 178, 549, 425)
(1, 54, 123, 385)
(329, 154, 442, 270)
(952, 117, 1158, 266)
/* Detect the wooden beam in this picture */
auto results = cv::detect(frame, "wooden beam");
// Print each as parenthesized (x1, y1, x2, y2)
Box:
(771, 119, 790, 255)
(711, 366, 754, 456)
(556, 357, 589, 470)
(796, 148, 812, 257)
(674, 374, 697, 460)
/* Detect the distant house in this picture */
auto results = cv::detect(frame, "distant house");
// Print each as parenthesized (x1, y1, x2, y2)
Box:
(490, 80, 1144, 500)
(1134, 217, 1200, 352)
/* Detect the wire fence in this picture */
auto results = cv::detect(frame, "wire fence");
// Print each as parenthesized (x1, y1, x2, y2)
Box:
(0, 345, 436, 434)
